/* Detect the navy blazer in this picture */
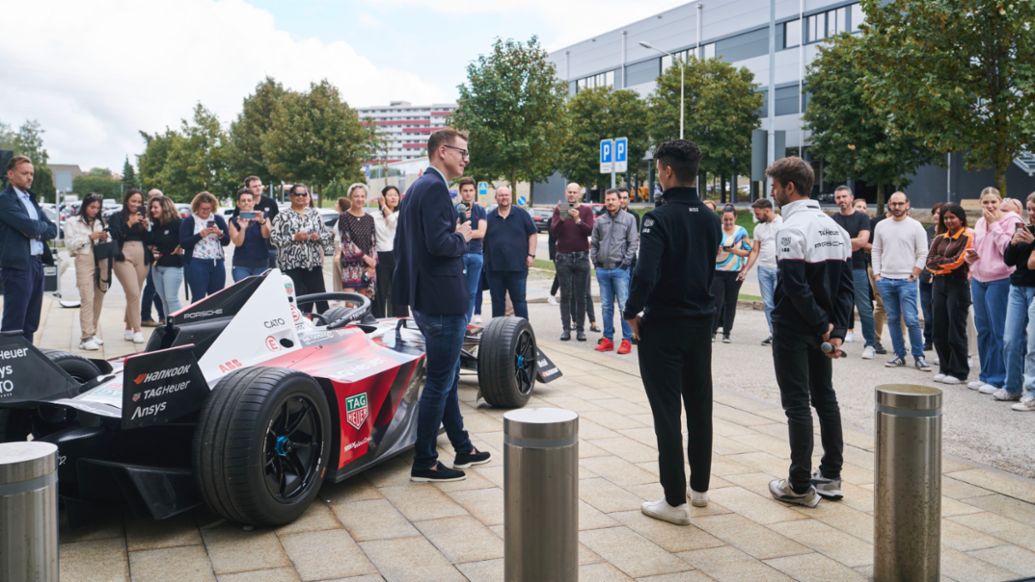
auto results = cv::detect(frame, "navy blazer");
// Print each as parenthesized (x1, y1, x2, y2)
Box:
(392, 167, 468, 315)
(0, 185, 57, 269)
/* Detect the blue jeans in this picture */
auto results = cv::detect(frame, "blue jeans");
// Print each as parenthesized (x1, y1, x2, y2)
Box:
(972, 278, 1010, 386)
(411, 310, 473, 469)
(186, 258, 226, 301)
(462, 253, 484, 322)
(596, 267, 632, 340)
(757, 265, 778, 333)
(851, 268, 877, 348)
(1021, 298, 1035, 400)
(141, 268, 165, 321)
(876, 278, 924, 359)
(0, 258, 44, 342)
(1003, 285, 1035, 395)
(486, 271, 529, 319)
(152, 265, 184, 315)
(232, 265, 267, 282)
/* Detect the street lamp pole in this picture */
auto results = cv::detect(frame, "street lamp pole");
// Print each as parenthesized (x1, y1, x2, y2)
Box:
(639, 41, 684, 140)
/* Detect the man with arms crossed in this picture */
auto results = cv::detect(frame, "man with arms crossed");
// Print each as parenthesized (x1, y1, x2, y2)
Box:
(831, 185, 878, 359)
(766, 157, 853, 507)
(741, 198, 783, 345)
(393, 129, 490, 482)
(483, 185, 537, 319)
(624, 140, 720, 525)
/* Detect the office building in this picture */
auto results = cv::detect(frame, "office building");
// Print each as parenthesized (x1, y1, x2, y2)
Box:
(357, 101, 457, 164)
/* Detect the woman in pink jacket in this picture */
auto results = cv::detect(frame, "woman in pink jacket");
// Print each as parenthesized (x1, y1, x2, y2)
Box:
(965, 186, 1021, 393)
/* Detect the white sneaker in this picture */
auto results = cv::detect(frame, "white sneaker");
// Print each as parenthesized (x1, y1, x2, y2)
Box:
(940, 376, 962, 385)
(844, 331, 855, 343)
(79, 337, 100, 351)
(979, 383, 999, 395)
(473, 315, 483, 325)
(1011, 397, 1035, 412)
(92, 336, 104, 346)
(687, 488, 708, 507)
(124, 329, 134, 341)
(992, 389, 1021, 402)
(132, 331, 146, 344)
(932, 373, 947, 382)
(967, 380, 984, 391)
(547, 295, 559, 306)
(861, 346, 876, 360)
(641, 499, 691, 525)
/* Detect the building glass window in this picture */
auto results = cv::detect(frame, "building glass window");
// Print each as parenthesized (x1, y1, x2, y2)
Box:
(806, 13, 825, 43)
(702, 43, 715, 59)
(784, 19, 801, 49)
(851, 3, 865, 32)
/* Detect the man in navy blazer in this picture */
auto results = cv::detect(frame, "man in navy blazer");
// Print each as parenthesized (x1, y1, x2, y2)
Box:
(393, 129, 491, 482)
(0, 156, 58, 342)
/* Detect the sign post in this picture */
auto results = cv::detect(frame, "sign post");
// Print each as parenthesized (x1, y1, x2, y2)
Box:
(599, 139, 614, 181)
(477, 181, 489, 206)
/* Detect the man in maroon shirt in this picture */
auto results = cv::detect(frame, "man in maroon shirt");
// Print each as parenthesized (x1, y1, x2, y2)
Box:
(550, 182, 595, 341)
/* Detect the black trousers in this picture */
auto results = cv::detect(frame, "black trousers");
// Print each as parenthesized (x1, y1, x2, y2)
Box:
(373, 250, 407, 318)
(711, 270, 743, 335)
(638, 315, 713, 506)
(772, 325, 844, 492)
(285, 267, 328, 314)
(556, 252, 589, 332)
(933, 274, 970, 380)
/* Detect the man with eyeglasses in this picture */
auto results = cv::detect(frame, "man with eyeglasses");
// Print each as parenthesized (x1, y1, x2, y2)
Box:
(393, 128, 490, 482)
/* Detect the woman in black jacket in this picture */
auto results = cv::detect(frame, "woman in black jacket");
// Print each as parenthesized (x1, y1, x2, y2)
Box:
(146, 196, 184, 316)
(109, 188, 150, 343)
(179, 191, 230, 301)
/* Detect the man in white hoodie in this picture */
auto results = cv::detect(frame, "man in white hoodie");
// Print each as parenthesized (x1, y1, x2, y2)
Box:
(871, 191, 931, 371)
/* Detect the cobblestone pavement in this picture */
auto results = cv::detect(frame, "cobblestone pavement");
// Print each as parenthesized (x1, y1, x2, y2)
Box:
(8, 267, 1035, 581)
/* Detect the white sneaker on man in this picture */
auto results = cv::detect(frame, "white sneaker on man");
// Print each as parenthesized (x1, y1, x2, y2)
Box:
(967, 380, 984, 391)
(79, 338, 100, 351)
(979, 384, 999, 395)
(641, 499, 691, 525)
(686, 488, 708, 507)
(861, 346, 876, 360)
(132, 331, 146, 344)
(1011, 397, 1035, 412)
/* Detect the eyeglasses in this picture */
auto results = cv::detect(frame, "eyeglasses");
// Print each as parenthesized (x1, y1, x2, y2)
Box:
(443, 145, 470, 159)
(290, 191, 310, 197)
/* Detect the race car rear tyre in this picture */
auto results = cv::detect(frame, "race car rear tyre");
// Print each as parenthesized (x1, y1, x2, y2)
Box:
(477, 316, 537, 408)
(41, 350, 103, 384)
(194, 367, 332, 526)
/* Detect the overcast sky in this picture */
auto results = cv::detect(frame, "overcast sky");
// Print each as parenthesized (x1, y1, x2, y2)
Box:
(0, 0, 686, 172)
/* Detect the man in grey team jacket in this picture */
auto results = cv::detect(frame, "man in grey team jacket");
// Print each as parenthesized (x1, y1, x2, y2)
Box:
(591, 188, 640, 354)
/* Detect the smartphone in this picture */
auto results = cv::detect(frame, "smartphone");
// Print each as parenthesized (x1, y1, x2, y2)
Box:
(240, 211, 257, 220)
(206, 220, 215, 228)
(1016, 222, 1024, 232)
(558, 197, 571, 220)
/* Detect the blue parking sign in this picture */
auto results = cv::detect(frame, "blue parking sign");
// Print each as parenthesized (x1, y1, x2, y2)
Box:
(614, 137, 628, 173)
(600, 139, 614, 173)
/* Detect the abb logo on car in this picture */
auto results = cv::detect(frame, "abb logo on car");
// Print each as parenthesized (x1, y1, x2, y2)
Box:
(218, 359, 243, 374)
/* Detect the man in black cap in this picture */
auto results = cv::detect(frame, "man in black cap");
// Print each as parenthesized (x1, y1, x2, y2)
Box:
(624, 140, 721, 525)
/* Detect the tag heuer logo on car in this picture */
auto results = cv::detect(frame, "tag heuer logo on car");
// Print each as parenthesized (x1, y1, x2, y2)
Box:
(346, 393, 369, 430)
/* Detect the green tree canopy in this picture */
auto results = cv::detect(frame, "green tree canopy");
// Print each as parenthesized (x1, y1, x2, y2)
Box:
(121, 156, 138, 192)
(862, 0, 1035, 194)
(73, 168, 122, 199)
(803, 33, 936, 208)
(262, 80, 368, 193)
(451, 37, 568, 201)
(135, 104, 235, 202)
(557, 87, 649, 190)
(228, 77, 288, 185)
(647, 57, 761, 194)
(0, 119, 56, 197)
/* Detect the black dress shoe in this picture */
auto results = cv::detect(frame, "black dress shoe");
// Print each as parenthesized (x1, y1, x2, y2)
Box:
(576, 331, 587, 342)
(453, 448, 491, 469)
(410, 462, 466, 482)
(560, 331, 571, 341)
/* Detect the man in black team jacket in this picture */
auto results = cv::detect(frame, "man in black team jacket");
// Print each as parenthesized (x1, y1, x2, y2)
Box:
(624, 140, 721, 525)
(766, 156, 854, 508)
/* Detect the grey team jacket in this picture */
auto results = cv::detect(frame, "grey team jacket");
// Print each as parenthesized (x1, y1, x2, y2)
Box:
(771, 198, 855, 340)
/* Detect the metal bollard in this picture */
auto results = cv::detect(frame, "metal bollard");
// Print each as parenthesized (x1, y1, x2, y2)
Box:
(1, 441, 59, 582)
(504, 408, 578, 582)
(874, 384, 941, 582)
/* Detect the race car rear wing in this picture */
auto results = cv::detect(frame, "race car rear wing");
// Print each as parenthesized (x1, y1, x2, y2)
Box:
(120, 344, 210, 429)
(0, 332, 80, 405)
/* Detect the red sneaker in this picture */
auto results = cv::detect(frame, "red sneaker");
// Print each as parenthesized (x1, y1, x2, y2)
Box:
(617, 339, 632, 354)
(595, 338, 614, 352)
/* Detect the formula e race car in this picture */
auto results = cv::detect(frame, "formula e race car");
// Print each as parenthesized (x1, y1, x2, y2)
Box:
(0, 269, 560, 526)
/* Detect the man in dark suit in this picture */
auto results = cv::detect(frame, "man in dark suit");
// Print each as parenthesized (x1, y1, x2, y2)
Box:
(0, 156, 58, 342)
(393, 128, 490, 482)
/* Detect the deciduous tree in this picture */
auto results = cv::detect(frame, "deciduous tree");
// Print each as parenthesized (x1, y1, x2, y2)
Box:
(228, 77, 288, 185)
(558, 87, 649, 190)
(73, 168, 122, 199)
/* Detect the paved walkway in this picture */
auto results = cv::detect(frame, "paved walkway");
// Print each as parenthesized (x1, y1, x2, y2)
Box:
(8, 266, 1035, 581)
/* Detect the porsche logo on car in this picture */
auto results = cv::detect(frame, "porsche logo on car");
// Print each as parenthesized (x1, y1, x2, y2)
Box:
(345, 393, 369, 430)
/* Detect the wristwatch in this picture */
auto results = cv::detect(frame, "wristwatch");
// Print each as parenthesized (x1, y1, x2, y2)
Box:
(527, 253, 535, 258)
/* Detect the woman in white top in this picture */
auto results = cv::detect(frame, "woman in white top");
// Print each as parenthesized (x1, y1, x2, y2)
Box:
(372, 185, 405, 317)
(64, 194, 110, 350)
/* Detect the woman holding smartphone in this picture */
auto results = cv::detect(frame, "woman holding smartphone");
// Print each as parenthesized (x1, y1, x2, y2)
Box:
(64, 194, 110, 350)
(179, 191, 230, 301)
(228, 187, 271, 281)
(146, 196, 185, 316)
(372, 185, 405, 317)
(338, 183, 377, 298)
(271, 184, 334, 313)
(711, 205, 752, 343)
(109, 188, 151, 343)
(966, 187, 1021, 394)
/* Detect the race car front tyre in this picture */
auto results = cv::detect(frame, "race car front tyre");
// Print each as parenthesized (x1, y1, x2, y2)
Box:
(477, 316, 537, 408)
(193, 367, 332, 526)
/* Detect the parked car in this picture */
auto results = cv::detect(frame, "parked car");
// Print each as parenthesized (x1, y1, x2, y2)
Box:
(530, 207, 552, 232)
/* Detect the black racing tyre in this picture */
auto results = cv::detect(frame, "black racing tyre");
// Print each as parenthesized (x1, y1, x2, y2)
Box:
(477, 316, 537, 408)
(41, 350, 103, 384)
(193, 367, 331, 526)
